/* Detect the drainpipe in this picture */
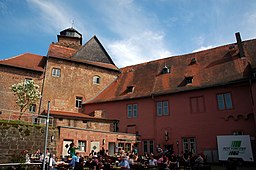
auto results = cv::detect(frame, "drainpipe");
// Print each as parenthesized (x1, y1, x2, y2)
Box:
(151, 94, 158, 153)
(38, 56, 49, 115)
(249, 79, 256, 126)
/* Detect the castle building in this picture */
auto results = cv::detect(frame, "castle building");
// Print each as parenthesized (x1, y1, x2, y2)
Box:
(0, 29, 255, 161)
(0, 28, 136, 157)
(83, 33, 256, 161)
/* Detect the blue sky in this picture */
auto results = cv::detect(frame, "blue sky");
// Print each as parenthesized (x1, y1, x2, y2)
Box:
(1, 0, 256, 67)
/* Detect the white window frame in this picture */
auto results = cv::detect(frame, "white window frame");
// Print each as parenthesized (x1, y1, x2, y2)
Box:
(52, 68, 61, 77)
(93, 75, 101, 84)
(76, 97, 83, 108)
(78, 140, 86, 151)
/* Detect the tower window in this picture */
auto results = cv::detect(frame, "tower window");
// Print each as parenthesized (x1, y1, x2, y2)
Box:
(93, 76, 101, 84)
(76, 97, 83, 108)
(52, 68, 61, 77)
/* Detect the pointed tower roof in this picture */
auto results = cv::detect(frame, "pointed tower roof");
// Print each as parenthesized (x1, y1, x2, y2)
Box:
(72, 35, 116, 65)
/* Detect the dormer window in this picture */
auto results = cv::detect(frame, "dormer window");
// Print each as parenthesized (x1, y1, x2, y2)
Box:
(190, 58, 197, 65)
(185, 76, 193, 84)
(161, 65, 170, 74)
(127, 86, 135, 93)
(93, 75, 101, 84)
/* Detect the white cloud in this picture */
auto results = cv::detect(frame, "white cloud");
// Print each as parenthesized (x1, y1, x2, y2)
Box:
(26, 0, 87, 35)
(108, 31, 172, 67)
(94, 0, 172, 67)
(243, 12, 256, 39)
(192, 46, 214, 53)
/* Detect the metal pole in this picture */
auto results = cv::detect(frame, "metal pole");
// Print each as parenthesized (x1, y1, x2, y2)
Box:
(42, 101, 50, 170)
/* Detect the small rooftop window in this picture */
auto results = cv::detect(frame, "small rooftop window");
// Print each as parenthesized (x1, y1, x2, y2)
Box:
(190, 58, 197, 64)
(127, 86, 135, 93)
(185, 76, 193, 84)
(161, 65, 170, 74)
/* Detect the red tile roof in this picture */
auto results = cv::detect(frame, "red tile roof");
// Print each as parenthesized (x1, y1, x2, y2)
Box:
(0, 53, 46, 72)
(47, 44, 77, 58)
(86, 39, 256, 104)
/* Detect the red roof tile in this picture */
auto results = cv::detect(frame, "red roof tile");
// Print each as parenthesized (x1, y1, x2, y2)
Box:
(0, 53, 46, 71)
(87, 39, 256, 104)
(47, 44, 77, 58)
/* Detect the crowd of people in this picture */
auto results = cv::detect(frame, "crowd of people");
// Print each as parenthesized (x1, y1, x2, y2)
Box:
(28, 143, 206, 170)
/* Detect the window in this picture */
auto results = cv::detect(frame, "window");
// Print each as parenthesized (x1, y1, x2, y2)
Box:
(29, 104, 36, 113)
(161, 65, 170, 74)
(217, 93, 233, 110)
(127, 104, 138, 118)
(190, 96, 205, 113)
(127, 86, 135, 93)
(93, 76, 101, 84)
(182, 137, 196, 153)
(25, 78, 32, 83)
(125, 143, 131, 152)
(143, 141, 148, 153)
(190, 58, 197, 65)
(118, 143, 124, 150)
(78, 141, 86, 151)
(143, 140, 154, 154)
(76, 97, 83, 108)
(185, 77, 193, 84)
(52, 68, 61, 77)
(157, 101, 169, 116)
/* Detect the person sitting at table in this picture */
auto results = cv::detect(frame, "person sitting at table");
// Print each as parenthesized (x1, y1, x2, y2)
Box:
(34, 148, 42, 158)
(40, 148, 51, 163)
(74, 157, 84, 170)
(49, 154, 57, 170)
(148, 155, 158, 167)
(119, 156, 130, 169)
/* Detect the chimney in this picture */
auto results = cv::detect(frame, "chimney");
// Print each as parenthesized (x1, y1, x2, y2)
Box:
(235, 32, 245, 58)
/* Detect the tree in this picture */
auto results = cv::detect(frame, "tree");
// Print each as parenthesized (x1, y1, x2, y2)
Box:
(10, 80, 41, 120)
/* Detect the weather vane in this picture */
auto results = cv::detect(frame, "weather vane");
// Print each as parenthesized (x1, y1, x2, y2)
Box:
(71, 20, 75, 28)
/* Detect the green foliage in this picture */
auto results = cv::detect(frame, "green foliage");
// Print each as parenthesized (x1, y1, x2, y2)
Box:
(10, 80, 41, 120)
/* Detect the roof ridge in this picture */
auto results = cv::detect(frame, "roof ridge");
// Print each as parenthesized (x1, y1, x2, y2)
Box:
(119, 40, 241, 69)
(0, 52, 42, 61)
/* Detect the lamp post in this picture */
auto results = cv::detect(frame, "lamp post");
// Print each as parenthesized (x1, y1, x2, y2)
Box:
(42, 101, 50, 170)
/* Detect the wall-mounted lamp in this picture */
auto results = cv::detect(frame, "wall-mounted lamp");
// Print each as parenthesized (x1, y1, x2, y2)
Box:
(103, 139, 106, 145)
(165, 130, 169, 141)
(51, 135, 55, 142)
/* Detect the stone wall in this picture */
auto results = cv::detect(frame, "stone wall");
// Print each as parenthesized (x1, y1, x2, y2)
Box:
(0, 121, 58, 163)
(41, 58, 118, 113)
(0, 65, 44, 121)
